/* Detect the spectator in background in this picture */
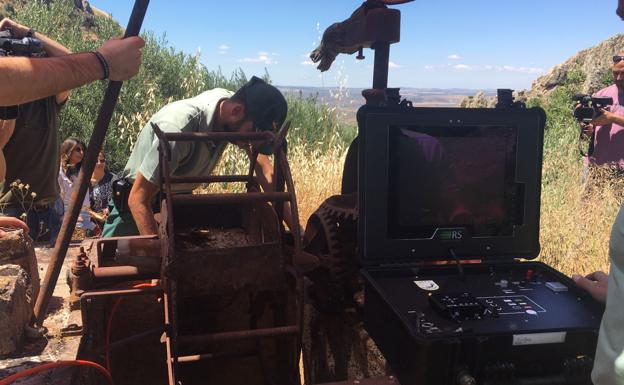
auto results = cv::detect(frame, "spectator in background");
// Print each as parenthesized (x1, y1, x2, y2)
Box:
(89, 150, 115, 232)
(58, 138, 95, 236)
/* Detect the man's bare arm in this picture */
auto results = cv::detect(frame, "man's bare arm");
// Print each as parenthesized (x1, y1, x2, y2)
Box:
(591, 109, 624, 127)
(0, 18, 68, 103)
(0, 36, 144, 106)
(128, 172, 160, 236)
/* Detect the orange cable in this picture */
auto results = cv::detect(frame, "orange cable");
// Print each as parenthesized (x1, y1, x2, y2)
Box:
(105, 283, 158, 373)
(0, 360, 113, 385)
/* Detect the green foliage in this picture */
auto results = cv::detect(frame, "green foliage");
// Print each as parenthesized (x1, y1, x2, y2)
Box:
(564, 68, 586, 88)
(538, 79, 584, 197)
(8, 0, 348, 173)
(601, 69, 614, 87)
(286, 94, 356, 152)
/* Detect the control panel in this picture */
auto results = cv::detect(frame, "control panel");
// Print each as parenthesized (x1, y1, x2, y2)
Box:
(374, 263, 601, 338)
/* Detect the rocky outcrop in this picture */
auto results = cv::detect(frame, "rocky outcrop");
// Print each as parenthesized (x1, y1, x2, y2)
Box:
(459, 91, 497, 108)
(529, 34, 624, 98)
(0, 229, 40, 300)
(0, 264, 33, 355)
(0, 230, 39, 355)
(0, 0, 111, 28)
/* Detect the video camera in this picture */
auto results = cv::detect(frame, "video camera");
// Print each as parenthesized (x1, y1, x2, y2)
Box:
(572, 94, 614, 156)
(0, 28, 45, 120)
(0, 29, 44, 57)
(572, 93, 613, 123)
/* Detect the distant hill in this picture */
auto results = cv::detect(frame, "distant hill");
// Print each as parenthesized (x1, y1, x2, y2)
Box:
(461, 34, 624, 107)
(280, 86, 494, 124)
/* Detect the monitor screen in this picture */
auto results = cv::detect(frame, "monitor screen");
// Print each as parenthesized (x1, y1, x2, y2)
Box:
(387, 125, 518, 239)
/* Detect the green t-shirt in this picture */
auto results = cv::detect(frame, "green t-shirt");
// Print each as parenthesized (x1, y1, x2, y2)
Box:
(1, 96, 62, 206)
(122, 88, 233, 193)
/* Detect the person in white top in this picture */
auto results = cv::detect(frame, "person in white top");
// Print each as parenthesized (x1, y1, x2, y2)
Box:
(58, 137, 95, 234)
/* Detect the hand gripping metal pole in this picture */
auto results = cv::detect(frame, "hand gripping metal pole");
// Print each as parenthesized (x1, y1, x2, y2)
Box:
(33, 0, 150, 326)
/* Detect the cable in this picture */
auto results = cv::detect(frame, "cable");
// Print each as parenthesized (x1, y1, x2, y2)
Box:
(105, 282, 158, 373)
(0, 360, 113, 385)
(450, 248, 465, 281)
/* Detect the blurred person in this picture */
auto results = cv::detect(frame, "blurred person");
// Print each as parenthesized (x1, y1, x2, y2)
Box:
(0, 18, 144, 106)
(572, 4, 624, 384)
(58, 138, 95, 236)
(89, 150, 115, 232)
(0, 17, 143, 240)
(0, 18, 74, 244)
(0, 119, 15, 183)
(102, 76, 289, 237)
(578, 52, 624, 183)
(0, 119, 28, 234)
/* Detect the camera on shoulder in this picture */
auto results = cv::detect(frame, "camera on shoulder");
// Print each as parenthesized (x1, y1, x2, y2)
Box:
(0, 28, 46, 120)
(0, 28, 44, 58)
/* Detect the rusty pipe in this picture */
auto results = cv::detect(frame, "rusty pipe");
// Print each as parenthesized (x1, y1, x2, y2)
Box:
(172, 191, 291, 205)
(168, 175, 253, 184)
(33, 0, 150, 326)
(177, 325, 299, 347)
(92, 265, 159, 283)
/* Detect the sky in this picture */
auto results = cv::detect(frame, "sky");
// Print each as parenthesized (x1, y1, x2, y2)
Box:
(90, 0, 624, 90)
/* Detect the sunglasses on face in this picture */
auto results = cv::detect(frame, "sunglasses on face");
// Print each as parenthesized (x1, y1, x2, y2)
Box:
(614, 55, 624, 64)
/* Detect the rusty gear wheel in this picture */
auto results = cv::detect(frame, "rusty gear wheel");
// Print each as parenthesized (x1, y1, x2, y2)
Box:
(303, 194, 359, 313)
(319, 194, 358, 222)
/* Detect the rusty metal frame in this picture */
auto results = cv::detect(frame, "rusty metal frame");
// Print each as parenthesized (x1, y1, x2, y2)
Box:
(151, 121, 304, 385)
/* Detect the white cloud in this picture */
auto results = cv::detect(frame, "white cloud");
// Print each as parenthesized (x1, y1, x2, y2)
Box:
(301, 60, 315, 66)
(389, 61, 401, 69)
(500, 65, 544, 74)
(424, 63, 544, 74)
(448, 54, 462, 60)
(238, 52, 278, 65)
(218, 44, 229, 55)
(424, 64, 445, 70)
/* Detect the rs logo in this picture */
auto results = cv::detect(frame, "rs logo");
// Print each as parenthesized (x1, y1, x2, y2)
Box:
(435, 228, 467, 241)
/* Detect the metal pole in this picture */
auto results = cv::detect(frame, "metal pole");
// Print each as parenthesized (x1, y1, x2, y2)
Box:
(33, 0, 150, 326)
(372, 42, 390, 90)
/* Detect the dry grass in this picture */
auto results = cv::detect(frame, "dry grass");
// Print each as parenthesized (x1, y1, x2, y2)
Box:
(197, 143, 347, 227)
(539, 163, 621, 276)
(287, 145, 346, 225)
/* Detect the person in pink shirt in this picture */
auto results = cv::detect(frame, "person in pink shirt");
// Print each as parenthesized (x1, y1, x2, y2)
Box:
(582, 54, 624, 177)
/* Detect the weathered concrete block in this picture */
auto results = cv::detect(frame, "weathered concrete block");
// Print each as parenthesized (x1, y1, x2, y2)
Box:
(0, 264, 33, 355)
(0, 229, 39, 300)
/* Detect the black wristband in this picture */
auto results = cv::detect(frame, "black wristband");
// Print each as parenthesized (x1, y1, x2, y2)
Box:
(91, 51, 109, 80)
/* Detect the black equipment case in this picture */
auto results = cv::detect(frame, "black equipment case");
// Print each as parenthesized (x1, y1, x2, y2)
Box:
(357, 98, 603, 385)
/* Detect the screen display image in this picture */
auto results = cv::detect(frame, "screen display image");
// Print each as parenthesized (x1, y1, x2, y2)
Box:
(387, 125, 518, 239)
